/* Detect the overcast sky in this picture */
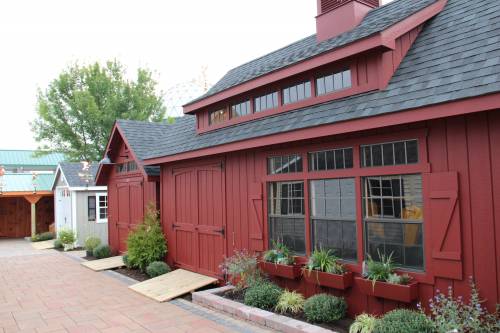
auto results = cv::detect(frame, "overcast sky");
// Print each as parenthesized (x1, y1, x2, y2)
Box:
(0, 0, 392, 150)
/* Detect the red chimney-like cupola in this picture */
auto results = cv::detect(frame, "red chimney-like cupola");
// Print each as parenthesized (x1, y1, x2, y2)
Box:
(316, 0, 380, 42)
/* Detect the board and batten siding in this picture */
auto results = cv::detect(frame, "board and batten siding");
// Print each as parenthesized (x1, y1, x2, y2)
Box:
(74, 191, 108, 246)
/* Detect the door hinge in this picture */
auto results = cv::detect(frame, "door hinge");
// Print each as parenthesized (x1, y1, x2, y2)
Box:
(215, 227, 225, 236)
(172, 223, 179, 229)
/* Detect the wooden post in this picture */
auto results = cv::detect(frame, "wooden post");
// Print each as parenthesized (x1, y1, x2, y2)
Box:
(24, 195, 42, 237)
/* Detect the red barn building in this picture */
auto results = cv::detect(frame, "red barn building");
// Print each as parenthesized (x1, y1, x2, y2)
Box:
(106, 0, 500, 316)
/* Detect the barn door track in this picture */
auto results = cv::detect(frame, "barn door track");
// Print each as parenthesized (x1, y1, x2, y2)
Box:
(129, 268, 218, 302)
(81, 255, 125, 271)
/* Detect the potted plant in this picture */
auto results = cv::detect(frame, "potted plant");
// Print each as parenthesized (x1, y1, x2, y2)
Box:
(355, 251, 418, 303)
(259, 241, 301, 279)
(303, 248, 353, 290)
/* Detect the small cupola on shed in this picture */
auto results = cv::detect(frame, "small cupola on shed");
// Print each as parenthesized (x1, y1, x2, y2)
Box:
(316, 0, 380, 42)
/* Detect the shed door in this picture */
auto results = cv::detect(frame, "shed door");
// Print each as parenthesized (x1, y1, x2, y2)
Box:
(115, 179, 144, 253)
(56, 188, 72, 231)
(173, 162, 226, 278)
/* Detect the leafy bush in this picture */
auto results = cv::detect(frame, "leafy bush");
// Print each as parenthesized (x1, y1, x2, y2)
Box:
(305, 248, 344, 274)
(263, 240, 294, 265)
(31, 232, 55, 242)
(304, 294, 347, 323)
(220, 250, 258, 290)
(126, 204, 167, 271)
(58, 229, 76, 245)
(428, 279, 500, 333)
(275, 290, 305, 315)
(244, 281, 283, 310)
(123, 254, 131, 268)
(54, 239, 63, 249)
(350, 313, 378, 333)
(146, 261, 171, 278)
(93, 244, 112, 259)
(84, 237, 101, 255)
(374, 309, 433, 333)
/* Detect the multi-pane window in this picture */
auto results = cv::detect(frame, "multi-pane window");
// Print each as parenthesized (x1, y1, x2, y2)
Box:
(361, 139, 418, 167)
(127, 161, 137, 172)
(98, 194, 108, 221)
(316, 69, 352, 96)
(268, 181, 305, 254)
(310, 178, 357, 260)
(209, 108, 229, 125)
(116, 163, 127, 173)
(116, 161, 138, 173)
(88, 196, 96, 221)
(268, 154, 303, 175)
(255, 92, 278, 112)
(363, 174, 424, 269)
(309, 148, 353, 171)
(282, 81, 311, 105)
(231, 100, 251, 118)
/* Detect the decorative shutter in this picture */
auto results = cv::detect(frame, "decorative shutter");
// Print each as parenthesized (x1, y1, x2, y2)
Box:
(249, 182, 264, 251)
(424, 171, 463, 280)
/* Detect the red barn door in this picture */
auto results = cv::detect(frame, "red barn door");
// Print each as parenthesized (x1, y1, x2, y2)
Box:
(115, 178, 144, 253)
(172, 162, 226, 278)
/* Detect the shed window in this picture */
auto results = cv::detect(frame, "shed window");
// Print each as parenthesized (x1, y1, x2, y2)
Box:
(231, 100, 251, 118)
(88, 196, 96, 221)
(309, 147, 353, 171)
(268, 154, 303, 175)
(98, 194, 108, 222)
(316, 69, 352, 96)
(255, 92, 279, 112)
(127, 161, 137, 172)
(361, 139, 418, 167)
(310, 178, 357, 260)
(268, 181, 305, 254)
(209, 108, 229, 125)
(283, 81, 311, 105)
(363, 174, 424, 269)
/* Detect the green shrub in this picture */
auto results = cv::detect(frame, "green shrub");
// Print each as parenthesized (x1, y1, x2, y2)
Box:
(244, 281, 283, 310)
(123, 254, 131, 268)
(58, 229, 76, 245)
(374, 309, 433, 333)
(126, 203, 167, 271)
(54, 239, 63, 249)
(31, 232, 55, 242)
(84, 237, 101, 254)
(350, 313, 378, 333)
(275, 290, 305, 315)
(146, 261, 171, 278)
(305, 248, 344, 275)
(304, 294, 347, 323)
(219, 250, 258, 290)
(93, 244, 112, 259)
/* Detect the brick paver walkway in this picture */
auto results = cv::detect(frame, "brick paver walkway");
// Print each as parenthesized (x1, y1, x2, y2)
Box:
(0, 239, 273, 333)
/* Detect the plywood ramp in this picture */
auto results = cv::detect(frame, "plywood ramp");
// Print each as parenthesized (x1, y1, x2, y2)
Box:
(81, 256, 124, 271)
(31, 240, 55, 250)
(129, 269, 218, 302)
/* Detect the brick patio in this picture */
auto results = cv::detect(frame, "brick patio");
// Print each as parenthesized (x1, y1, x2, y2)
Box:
(0, 239, 273, 333)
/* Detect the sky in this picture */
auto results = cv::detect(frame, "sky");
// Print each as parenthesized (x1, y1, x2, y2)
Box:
(0, 0, 392, 150)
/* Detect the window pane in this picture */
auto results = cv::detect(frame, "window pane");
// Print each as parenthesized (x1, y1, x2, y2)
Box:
(344, 148, 353, 168)
(394, 141, 406, 164)
(372, 145, 382, 166)
(343, 70, 352, 88)
(316, 77, 325, 95)
(305, 81, 311, 98)
(362, 140, 419, 167)
(334, 149, 344, 169)
(88, 196, 96, 221)
(325, 75, 334, 93)
(406, 140, 419, 163)
(268, 155, 302, 175)
(363, 146, 372, 167)
(283, 88, 290, 104)
(312, 219, 356, 260)
(382, 143, 394, 166)
(308, 147, 353, 171)
(334, 72, 342, 90)
(290, 86, 298, 103)
(254, 97, 261, 112)
(326, 150, 335, 169)
(272, 92, 278, 107)
(317, 152, 326, 170)
(297, 83, 305, 100)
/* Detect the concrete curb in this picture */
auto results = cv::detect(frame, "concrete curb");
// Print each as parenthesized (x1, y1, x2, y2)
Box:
(193, 286, 338, 333)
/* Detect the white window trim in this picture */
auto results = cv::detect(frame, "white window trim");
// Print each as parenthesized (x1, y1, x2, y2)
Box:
(96, 192, 108, 224)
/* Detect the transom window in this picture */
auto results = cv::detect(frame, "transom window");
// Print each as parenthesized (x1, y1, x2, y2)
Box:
(316, 69, 352, 96)
(255, 92, 278, 112)
(209, 108, 229, 125)
(283, 81, 311, 105)
(268, 154, 303, 175)
(116, 161, 138, 173)
(268, 181, 305, 254)
(361, 139, 418, 167)
(310, 178, 357, 260)
(231, 100, 251, 118)
(363, 174, 424, 269)
(309, 147, 353, 171)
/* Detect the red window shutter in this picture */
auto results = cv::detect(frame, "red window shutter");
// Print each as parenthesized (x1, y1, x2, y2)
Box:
(249, 182, 264, 251)
(424, 171, 463, 280)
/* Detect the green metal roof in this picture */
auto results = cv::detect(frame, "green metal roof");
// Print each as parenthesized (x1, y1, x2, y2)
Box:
(0, 150, 65, 167)
(0, 173, 55, 192)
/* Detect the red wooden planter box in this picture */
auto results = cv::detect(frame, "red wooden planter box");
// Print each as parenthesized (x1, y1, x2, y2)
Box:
(303, 270, 354, 290)
(355, 277, 419, 303)
(259, 261, 301, 279)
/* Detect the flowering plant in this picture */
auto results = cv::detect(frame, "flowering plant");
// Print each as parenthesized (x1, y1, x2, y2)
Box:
(219, 250, 258, 290)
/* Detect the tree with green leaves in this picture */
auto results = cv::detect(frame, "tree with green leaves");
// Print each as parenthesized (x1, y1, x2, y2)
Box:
(32, 60, 166, 161)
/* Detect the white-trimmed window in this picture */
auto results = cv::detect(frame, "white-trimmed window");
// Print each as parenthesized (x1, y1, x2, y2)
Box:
(96, 193, 108, 223)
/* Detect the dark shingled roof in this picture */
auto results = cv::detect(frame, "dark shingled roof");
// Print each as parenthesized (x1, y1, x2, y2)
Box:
(59, 162, 99, 187)
(122, 0, 500, 161)
(188, 0, 438, 104)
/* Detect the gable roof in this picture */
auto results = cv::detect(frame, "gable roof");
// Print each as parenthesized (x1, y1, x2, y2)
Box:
(1, 173, 54, 193)
(187, 0, 438, 105)
(55, 162, 101, 188)
(0, 150, 65, 168)
(141, 0, 500, 161)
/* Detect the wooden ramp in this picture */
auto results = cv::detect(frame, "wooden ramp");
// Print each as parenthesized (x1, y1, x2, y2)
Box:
(129, 269, 218, 302)
(81, 256, 124, 271)
(31, 240, 55, 250)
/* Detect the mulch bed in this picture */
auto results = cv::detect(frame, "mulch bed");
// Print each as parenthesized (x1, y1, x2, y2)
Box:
(113, 267, 150, 282)
(221, 288, 351, 333)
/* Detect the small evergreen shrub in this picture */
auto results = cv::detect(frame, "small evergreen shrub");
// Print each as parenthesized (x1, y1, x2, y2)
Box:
(275, 290, 305, 315)
(31, 232, 55, 242)
(304, 294, 347, 323)
(146, 261, 171, 278)
(84, 237, 101, 256)
(244, 281, 283, 310)
(123, 254, 131, 268)
(93, 244, 112, 259)
(54, 239, 63, 249)
(350, 313, 377, 333)
(373, 309, 433, 333)
(58, 229, 76, 245)
(126, 203, 167, 271)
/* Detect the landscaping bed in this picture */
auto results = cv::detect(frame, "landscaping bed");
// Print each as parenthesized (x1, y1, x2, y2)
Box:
(114, 267, 150, 282)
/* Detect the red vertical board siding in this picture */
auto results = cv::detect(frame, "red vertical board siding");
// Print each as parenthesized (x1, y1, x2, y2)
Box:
(489, 111, 500, 302)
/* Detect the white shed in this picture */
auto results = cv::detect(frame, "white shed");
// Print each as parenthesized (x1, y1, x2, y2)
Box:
(52, 162, 108, 246)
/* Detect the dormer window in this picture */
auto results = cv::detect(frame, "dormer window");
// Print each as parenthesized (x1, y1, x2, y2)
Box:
(231, 100, 251, 119)
(209, 108, 229, 125)
(255, 92, 278, 112)
(316, 69, 352, 96)
(283, 81, 311, 105)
